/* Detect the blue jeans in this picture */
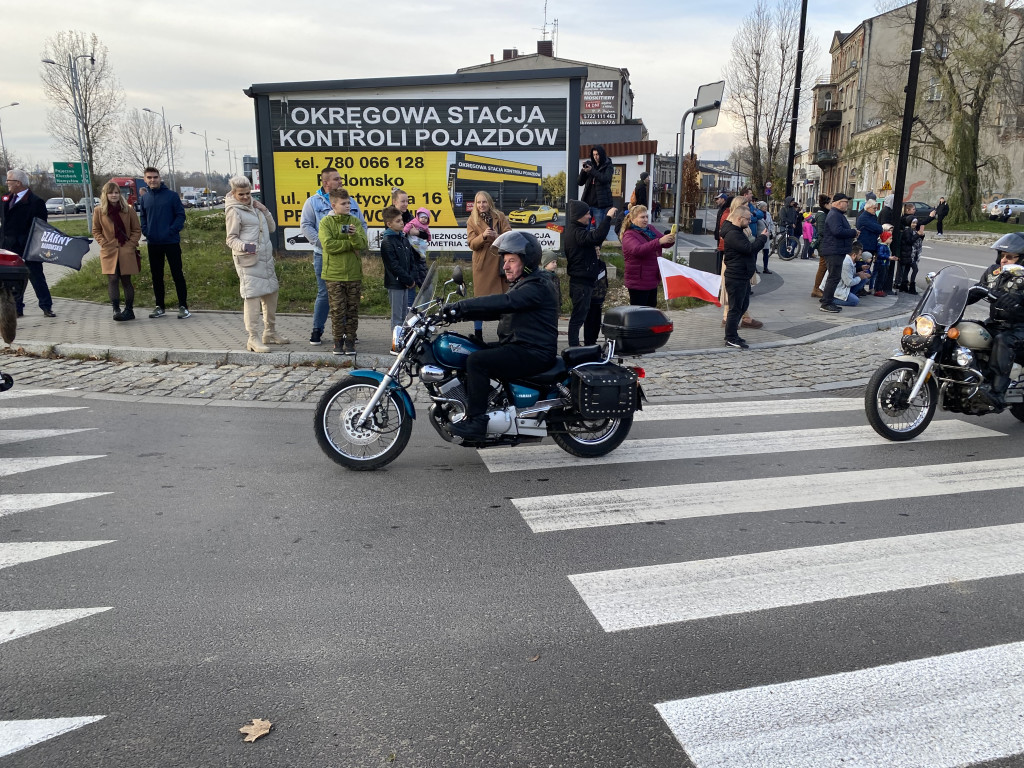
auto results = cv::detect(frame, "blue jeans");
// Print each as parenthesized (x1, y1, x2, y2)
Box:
(312, 250, 329, 332)
(389, 287, 408, 330)
(589, 207, 606, 230)
(834, 277, 865, 306)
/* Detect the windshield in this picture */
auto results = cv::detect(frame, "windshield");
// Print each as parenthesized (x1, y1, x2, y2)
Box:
(408, 263, 439, 318)
(911, 265, 973, 326)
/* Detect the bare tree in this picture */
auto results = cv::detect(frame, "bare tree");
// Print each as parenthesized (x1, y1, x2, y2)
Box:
(723, 0, 821, 196)
(851, 1, 1024, 223)
(117, 108, 179, 173)
(40, 30, 124, 179)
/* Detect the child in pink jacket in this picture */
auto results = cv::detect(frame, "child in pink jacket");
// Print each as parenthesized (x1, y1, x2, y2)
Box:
(800, 214, 815, 259)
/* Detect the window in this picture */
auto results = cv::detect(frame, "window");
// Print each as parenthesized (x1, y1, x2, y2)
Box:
(925, 78, 942, 102)
(935, 34, 950, 60)
(824, 92, 833, 110)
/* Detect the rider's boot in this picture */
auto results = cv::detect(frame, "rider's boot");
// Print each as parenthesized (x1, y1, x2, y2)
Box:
(977, 375, 1009, 412)
(450, 414, 487, 443)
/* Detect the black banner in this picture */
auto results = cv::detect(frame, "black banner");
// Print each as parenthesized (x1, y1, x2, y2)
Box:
(23, 218, 90, 270)
(270, 99, 567, 152)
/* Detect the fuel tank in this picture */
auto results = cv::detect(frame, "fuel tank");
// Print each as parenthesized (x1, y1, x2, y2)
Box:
(956, 320, 993, 351)
(432, 332, 485, 370)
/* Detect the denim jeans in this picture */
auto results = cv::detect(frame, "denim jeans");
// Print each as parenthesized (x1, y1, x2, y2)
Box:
(833, 277, 865, 306)
(312, 250, 329, 333)
(589, 207, 606, 230)
(389, 287, 409, 330)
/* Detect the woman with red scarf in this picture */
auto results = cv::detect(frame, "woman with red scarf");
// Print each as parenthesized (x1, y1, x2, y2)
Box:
(92, 181, 142, 320)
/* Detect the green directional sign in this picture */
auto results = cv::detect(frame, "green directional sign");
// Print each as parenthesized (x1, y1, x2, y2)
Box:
(52, 161, 89, 185)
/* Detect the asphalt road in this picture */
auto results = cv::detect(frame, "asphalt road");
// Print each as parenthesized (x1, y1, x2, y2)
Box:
(4, 390, 1024, 767)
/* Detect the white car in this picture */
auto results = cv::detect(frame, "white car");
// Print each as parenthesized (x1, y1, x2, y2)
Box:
(982, 198, 1024, 220)
(45, 197, 76, 215)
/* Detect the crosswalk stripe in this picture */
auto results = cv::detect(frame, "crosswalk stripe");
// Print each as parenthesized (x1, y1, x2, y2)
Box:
(570, 522, 1024, 632)
(0, 541, 115, 571)
(0, 717, 105, 758)
(0, 608, 113, 645)
(656, 640, 1024, 768)
(0, 493, 113, 519)
(0, 429, 94, 446)
(633, 397, 862, 422)
(514, 457, 1024, 533)
(480, 419, 1002, 472)
(0, 456, 104, 477)
(0, 389, 64, 400)
(0, 406, 88, 421)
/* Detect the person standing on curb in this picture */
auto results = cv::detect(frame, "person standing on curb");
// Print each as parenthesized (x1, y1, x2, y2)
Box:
(811, 195, 831, 298)
(721, 204, 767, 349)
(935, 197, 949, 238)
(819, 193, 858, 313)
(92, 181, 141, 321)
(564, 200, 615, 347)
(140, 167, 189, 319)
(465, 190, 511, 345)
(299, 168, 367, 346)
(2, 169, 55, 318)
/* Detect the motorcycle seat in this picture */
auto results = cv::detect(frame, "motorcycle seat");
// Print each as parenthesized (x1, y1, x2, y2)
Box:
(561, 345, 604, 367)
(516, 359, 568, 386)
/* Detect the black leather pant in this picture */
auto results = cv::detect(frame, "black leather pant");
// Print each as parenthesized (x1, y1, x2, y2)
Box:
(465, 344, 552, 417)
(989, 324, 1024, 394)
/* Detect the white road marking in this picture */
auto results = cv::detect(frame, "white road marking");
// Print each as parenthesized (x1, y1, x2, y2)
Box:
(0, 456, 105, 477)
(0, 389, 64, 400)
(570, 522, 1024, 631)
(0, 429, 94, 446)
(480, 419, 1001, 472)
(514, 457, 1024, 532)
(657, 641, 1024, 768)
(0, 493, 112, 519)
(0, 406, 87, 421)
(921, 254, 990, 269)
(0, 541, 115, 571)
(0, 608, 112, 645)
(633, 398, 862, 422)
(0, 717, 105, 758)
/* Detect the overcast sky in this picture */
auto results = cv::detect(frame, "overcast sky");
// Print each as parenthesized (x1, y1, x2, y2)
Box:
(2, 0, 859, 175)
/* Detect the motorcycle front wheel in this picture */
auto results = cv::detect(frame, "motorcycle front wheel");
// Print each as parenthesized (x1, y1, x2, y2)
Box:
(865, 360, 937, 441)
(552, 414, 633, 458)
(314, 375, 413, 470)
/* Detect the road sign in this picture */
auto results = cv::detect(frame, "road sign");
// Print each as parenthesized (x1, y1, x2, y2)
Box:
(693, 81, 726, 130)
(52, 162, 88, 185)
(881, 180, 892, 192)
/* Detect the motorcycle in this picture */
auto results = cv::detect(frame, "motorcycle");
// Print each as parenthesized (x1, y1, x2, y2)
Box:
(865, 264, 1024, 440)
(0, 248, 30, 392)
(313, 263, 673, 470)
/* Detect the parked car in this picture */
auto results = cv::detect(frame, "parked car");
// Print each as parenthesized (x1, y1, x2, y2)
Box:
(180, 196, 194, 209)
(507, 204, 559, 225)
(75, 197, 100, 213)
(45, 197, 76, 215)
(982, 198, 1024, 220)
(905, 201, 938, 222)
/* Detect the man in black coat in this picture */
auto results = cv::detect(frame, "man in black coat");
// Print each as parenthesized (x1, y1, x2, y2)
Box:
(564, 200, 616, 347)
(1, 169, 55, 318)
(819, 193, 858, 313)
(721, 205, 768, 349)
(577, 145, 614, 228)
(935, 197, 950, 237)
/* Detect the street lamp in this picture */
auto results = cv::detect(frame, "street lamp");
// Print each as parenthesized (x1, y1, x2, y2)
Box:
(142, 106, 177, 192)
(216, 137, 232, 177)
(0, 102, 19, 177)
(190, 129, 211, 191)
(167, 123, 182, 192)
(42, 54, 94, 219)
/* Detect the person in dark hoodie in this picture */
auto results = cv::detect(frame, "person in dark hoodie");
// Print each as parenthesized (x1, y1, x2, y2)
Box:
(444, 231, 558, 443)
(577, 145, 614, 228)
(721, 204, 768, 349)
(564, 200, 617, 347)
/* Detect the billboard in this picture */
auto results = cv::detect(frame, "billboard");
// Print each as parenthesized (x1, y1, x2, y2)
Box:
(581, 79, 620, 124)
(249, 71, 584, 253)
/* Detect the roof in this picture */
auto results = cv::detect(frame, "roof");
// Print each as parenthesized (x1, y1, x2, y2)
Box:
(457, 53, 628, 78)
(580, 141, 658, 159)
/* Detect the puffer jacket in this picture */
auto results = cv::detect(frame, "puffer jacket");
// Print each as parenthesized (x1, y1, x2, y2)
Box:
(721, 219, 766, 281)
(620, 224, 665, 290)
(455, 270, 559, 357)
(856, 209, 884, 255)
(224, 193, 279, 299)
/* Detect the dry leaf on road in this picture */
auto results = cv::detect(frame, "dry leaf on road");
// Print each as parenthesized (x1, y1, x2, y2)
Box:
(528, 653, 541, 662)
(239, 718, 273, 742)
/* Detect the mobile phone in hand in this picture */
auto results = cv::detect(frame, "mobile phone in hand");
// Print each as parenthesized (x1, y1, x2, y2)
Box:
(244, 243, 257, 254)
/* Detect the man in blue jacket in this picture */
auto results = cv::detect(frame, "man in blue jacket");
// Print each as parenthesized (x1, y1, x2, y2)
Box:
(299, 167, 367, 345)
(819, 193, 858, 313)
(140, 167, 189, 318)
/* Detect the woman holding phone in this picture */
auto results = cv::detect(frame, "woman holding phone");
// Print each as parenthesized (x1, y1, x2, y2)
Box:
(225, 175, 288, 353)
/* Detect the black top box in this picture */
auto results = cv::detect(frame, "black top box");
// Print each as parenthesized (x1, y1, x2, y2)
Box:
(601, 306, 673, 355)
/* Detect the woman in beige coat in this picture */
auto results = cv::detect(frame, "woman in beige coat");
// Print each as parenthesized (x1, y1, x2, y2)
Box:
(224, 176, 288, 353)
(92, 181, 142, 321)
(465, 190, 510, 344)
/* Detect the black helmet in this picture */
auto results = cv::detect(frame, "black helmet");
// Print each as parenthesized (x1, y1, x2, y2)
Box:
(492, 231, 542, 273)
(990, 232, 1024, 258)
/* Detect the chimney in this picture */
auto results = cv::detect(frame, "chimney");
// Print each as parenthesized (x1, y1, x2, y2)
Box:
(490, 54, 494, 62)
(502, 48, 518, 60)
(537, 40, 553, 57)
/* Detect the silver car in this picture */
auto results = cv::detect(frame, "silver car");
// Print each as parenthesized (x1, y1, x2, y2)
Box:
(45, 197, 77, 214)
(982, 198, 1024, 220)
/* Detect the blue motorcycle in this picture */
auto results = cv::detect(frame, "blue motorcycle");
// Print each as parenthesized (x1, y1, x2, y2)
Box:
(313, 263, 672, 470)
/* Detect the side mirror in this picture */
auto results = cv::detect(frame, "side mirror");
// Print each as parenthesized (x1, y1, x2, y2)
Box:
(451, 265, 464, 285)
(926, 272, 936, 285)
(457, 283, 466, 297)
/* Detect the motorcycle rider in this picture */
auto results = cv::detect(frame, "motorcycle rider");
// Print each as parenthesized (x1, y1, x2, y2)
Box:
(444, 231, 559, 443)
(970, 232, 1024, 410)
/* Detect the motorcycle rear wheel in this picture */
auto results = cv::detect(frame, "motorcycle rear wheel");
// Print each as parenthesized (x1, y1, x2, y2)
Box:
(552, 414, 632, 457)
(0, 287, 17, 345)
(314, 375, 413, 470)
(1010, 404, 1024, 423)
(865, 360, 937, 441)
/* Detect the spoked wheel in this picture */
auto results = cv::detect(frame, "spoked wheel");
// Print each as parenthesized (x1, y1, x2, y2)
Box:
(864, 360, 937, 440)
(777, 235, 800, 260)
(314, 375, 413, 470)
(552, 414, 633, 458)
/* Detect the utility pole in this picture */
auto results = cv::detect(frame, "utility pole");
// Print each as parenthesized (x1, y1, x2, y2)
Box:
(191, 129, 211, 191)
(217, 137, 233, 177)
(143, 106, 176, 192)
(785, 0, 809, 198)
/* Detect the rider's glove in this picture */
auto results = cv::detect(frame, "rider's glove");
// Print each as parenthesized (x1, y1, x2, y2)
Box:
(994, 292, 1023, 314)
(444, 303, 463, 321)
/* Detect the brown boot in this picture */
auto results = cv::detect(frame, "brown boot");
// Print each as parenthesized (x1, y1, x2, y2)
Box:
(811, 289, 824, 298)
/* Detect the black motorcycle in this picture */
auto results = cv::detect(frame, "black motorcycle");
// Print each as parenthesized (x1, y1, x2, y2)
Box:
(865, 264, 1024, 440)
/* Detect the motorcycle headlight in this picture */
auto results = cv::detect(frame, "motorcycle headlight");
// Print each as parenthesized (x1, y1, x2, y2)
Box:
(391, 325, 405, 351)
(914, 314, 936, 337)
(954, 346, 975, 367)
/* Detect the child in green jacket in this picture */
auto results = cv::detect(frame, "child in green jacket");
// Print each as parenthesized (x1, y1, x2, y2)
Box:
(318, 188, 369, 355)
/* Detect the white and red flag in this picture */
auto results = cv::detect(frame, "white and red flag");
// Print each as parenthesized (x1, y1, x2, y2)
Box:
(657, 257, 721, 306)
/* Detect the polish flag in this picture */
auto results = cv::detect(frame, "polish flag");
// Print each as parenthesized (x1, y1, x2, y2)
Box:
(658, 257, 722, 306)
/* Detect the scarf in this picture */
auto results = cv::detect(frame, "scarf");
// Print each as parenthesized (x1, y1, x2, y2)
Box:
(107, 204, 128, 245)
(626, 224, 660, 241)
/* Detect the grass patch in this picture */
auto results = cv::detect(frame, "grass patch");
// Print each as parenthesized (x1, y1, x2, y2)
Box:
(944, 219, 1021, 235)
(51, 211, 712, 314)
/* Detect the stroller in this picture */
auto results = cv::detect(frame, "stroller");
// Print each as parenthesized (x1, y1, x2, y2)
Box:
(0, 249, 29, 391)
